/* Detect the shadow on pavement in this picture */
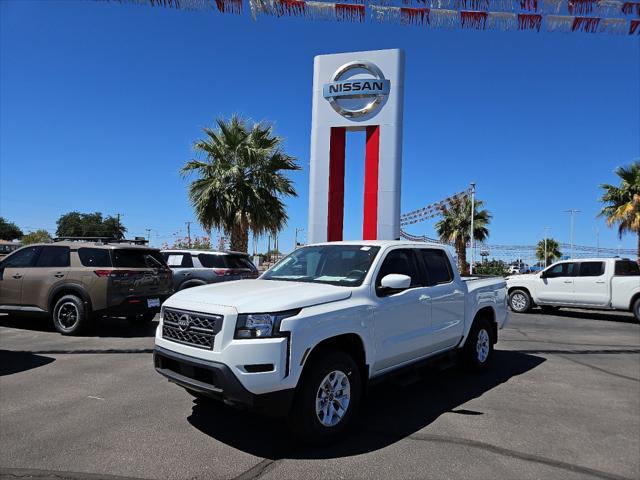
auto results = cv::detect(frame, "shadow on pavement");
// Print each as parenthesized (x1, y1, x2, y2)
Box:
(550, 308, 637, 325)
(187, 350, 545, 460)
(0, 314, 158, 339)
(0, 349, 55, 376)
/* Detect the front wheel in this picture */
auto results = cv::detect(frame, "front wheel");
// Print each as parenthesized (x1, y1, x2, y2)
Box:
(289, 350, 362, 445)
(509, 289, 532, 313)
(461, 317, 494, 371)
(52, 295, 90, 335)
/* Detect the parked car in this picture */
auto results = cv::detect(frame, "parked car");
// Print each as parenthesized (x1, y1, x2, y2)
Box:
(154, 240, 508, 443)
(506, 258, 640, 320)
(161, 249, 258, 291)
(0, 241, 173, 334)
(507, 265, 524, 274)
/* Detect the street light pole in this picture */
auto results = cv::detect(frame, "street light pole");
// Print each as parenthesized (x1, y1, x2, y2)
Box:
(294, 227, 304, 251)
(469, 182, 476, 275)
(564, 209, 581, 259)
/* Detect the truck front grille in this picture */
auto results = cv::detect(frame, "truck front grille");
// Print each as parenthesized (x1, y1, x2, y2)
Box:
(162, 308, 223, 350)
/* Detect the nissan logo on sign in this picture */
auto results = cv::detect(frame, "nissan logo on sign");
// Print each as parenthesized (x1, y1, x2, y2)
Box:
(323, 61, 390, 118)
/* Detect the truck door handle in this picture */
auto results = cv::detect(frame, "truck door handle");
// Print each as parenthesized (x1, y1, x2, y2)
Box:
(419, 294, 430, 302)
(54, 273, 65, 278)
(595, 280, 605, 284)
(12, 274, 23, 279)
(563, 280, 572, 284)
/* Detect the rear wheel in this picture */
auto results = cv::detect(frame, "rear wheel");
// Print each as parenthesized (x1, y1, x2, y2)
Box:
(289, 350, 362, 445)
(461, 317, 494, 371)
(52, 295, 90, 335)
(633, 298, 640, 322)
(509, 289, 531, 313)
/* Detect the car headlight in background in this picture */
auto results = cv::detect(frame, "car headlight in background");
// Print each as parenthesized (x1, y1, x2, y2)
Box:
(234, 310, 300, 339)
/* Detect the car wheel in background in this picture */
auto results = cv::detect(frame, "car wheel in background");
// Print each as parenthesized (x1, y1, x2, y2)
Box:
(633, 298, 640, 322)
(509, 289, 531, 313)
(289, 350, 362, 445)
(52, 294, 90, 335)
(179, 281, 207, 291)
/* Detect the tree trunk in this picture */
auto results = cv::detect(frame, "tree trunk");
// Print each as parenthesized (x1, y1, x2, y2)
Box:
(229, 221, 249, 253)
(456, 238, 468, 275)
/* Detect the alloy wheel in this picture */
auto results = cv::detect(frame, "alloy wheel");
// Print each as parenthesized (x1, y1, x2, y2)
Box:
(315, 370, 351, 427)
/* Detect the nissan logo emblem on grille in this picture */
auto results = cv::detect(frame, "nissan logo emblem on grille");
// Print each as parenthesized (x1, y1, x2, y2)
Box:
(322, 60, 390, 118)
(178, 314, 190, 332)
(162, 308, 223, 350)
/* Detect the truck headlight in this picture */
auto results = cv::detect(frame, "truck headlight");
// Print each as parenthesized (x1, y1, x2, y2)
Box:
(234, 310, 300, 339)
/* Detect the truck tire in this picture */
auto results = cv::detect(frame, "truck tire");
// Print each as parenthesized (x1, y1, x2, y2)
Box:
(461, 316, 494, 372)
(509, 289, 531, 313)
(633, 298, 640, 322)
(52, 294, 90, 335)
(289, 350, 362, 445)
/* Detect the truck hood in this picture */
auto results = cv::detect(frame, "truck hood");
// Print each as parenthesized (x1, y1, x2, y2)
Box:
(164, 279, 352, 313)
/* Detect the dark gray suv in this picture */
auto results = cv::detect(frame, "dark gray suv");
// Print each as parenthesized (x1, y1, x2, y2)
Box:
(161, 250, 258, 291)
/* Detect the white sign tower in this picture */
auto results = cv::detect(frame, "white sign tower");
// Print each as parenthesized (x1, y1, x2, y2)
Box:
(307, 49, 405, 243)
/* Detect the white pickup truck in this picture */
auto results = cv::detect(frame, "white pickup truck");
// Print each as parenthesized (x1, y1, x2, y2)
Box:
(506, 257, 640, 320)
(154, 240, 508, 443)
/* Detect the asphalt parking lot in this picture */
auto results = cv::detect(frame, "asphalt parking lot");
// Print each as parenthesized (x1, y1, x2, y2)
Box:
(1, 309, 638, 480)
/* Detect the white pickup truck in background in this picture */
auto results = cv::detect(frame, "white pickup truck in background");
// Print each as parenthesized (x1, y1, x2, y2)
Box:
(506, 257, 640, 320)
(154, 240, 508, 443)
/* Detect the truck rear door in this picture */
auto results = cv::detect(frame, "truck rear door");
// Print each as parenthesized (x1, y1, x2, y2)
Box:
(572, 261, 608, 306)
(416, 248, 465, 351)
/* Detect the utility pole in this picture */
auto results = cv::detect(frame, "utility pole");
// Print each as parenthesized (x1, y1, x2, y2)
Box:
(544, 226, 551, 267)
(294, 227, 304, 251)
(145, 228, 151, 243)
(595, 227, 600, 256)
(469, 182, 476, 275)
(185, 221, 192, 248)
(115, 213, 123, 239)
(564, 209, 581, 259)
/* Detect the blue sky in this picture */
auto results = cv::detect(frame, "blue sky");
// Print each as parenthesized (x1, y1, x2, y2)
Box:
(1, 0, 638, 257)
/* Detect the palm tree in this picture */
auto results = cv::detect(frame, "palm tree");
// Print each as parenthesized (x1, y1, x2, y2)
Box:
(536, 237, 562, 267)
(435, 196, 491, 274)
(599, 162, 640, 259)
(181, 116, 300, 252)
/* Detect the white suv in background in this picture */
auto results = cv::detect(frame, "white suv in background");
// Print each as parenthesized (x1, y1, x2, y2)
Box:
(506, 258, 640, 320)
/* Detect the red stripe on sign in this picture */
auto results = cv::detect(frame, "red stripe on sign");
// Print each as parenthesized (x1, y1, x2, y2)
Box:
(327, 127, 346, 242)
(363, 125, 380, 240)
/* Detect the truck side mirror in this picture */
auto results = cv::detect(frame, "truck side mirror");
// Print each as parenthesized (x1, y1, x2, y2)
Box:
(540, 271, 547, 279)
(378, 274, 412, 295)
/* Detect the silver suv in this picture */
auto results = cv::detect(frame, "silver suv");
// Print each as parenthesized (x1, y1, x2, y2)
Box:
(161, 250, 258, 291)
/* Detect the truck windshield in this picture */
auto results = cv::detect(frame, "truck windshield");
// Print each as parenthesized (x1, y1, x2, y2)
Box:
(261, 245, 381, 287)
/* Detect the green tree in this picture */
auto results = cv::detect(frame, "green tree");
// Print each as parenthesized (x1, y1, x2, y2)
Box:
(599, 162, 640, 258)
(474, 259, 508, 276)
(21, 229, 52, 245)
(55, 212, 126, 239)
(435, 196, 492, 274)
(536, 237, 562, 267)
(0, 217, 23, 241)
(181, 116, 300, 252)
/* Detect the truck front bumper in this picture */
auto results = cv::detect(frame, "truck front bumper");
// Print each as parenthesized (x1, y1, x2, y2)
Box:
(154, 346, 295, 417)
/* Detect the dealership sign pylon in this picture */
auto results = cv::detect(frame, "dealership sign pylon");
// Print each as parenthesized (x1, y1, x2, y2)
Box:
(308, 48, 405, 243)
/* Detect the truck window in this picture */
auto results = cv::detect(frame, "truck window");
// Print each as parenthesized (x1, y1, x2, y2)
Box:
(78, 248, 112, 267)
(578, 262, 604, 277)
(615, 260, 640, 276)
(419, 249, 453, 285)
(376, 249, 422, 288)
(35, 246, 70, 268)
(545, 262, 577, 278)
